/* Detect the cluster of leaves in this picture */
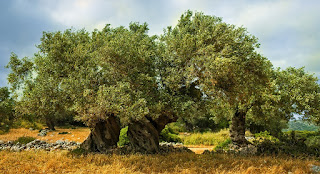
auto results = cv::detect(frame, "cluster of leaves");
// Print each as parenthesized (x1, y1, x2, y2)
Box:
(0, 87, 15, 134)
(255, 130, 320, 157)
(284, 120, 320, 132)
(159, 126, 181, 143)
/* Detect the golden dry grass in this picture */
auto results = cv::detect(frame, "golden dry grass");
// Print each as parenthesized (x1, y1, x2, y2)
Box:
(0, 150, 318, 174)
(0, 128, 90, 143)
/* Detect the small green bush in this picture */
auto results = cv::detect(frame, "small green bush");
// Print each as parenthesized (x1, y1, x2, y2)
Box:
(14, 136, 36, 144)
(58, 132, 69, 134)
(12, 119, 43, 130)
(254, 131, 279, 143)
(214, 138, 232, 151)
(305, 136, 320, 147)
(160, 126, 181, 143)
(118, 126, 130, 147)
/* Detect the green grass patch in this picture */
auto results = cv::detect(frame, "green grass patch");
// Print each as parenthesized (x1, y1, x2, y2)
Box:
(179, 129, 229, 146)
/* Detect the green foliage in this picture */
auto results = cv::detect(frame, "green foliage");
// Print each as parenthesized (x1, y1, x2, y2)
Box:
(58, 132, 69, 134)
(214, 138, 232, 151)
(180, 129, 229, 145)
(14, 136, 36, 144)
(0, 87, 15, 133)
(12, 117, 43, 130)
(305, 136, 320, 147)
(166, 122, 187, 133)
(254, 131, 279, 143)
(254, 131, 320, 156)
(159, 126, 181, 143)
(118, 126, 130, 147)
(283, 120, 319, 132)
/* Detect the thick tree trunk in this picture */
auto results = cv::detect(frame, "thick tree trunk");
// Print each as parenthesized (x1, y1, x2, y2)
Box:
(230, 110, 248, 146)
(81, 115, 120, 152)
(45, 118, 55, 131)
(128, 113, 177, 154)
(128, 117, 160, 154)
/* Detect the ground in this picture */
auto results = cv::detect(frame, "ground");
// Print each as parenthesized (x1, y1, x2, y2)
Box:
(0, 128, 319, 173)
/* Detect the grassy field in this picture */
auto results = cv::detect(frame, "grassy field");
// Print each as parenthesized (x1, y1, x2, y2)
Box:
(0, 150, 319, 173)
(1, 128, 320, 173)
(0, 128, 90, 143)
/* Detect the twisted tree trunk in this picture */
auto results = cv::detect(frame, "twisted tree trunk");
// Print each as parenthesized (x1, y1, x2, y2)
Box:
(128, 113, 177, 154)
(230, 109, 248, 146)
(81, 115, 120, 152)
(45, 118, 55, 131)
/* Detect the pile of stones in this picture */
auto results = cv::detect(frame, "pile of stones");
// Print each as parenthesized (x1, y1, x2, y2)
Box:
(0, 139, 80, 152)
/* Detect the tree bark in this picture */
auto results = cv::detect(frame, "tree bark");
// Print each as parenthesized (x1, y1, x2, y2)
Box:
(45, 118, 55, 131)
(128, 113, 178, 154)
(81, 115, 120, 152)
(230, 110, 248, 146)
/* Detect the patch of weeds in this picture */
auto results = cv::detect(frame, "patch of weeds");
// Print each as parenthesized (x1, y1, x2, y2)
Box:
(160, 126, 181, 143)
(118, 126, 130, 147)
(68, 147, 88, 156)
(14, 136, 36, 144)
(58, 132, 69, 134)
(214, 138, 232, 151)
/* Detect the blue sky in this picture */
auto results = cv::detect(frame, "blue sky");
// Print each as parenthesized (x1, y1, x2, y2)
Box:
(1, 0, 319, 87)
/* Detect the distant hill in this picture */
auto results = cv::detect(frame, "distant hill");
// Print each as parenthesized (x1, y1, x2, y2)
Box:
(283, 120, 320, 132)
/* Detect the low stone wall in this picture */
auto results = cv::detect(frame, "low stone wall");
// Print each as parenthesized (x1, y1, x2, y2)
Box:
(0, 139, 80, 152)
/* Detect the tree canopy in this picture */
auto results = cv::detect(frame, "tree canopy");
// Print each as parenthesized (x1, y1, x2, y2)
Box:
(5, 10, 320, 152)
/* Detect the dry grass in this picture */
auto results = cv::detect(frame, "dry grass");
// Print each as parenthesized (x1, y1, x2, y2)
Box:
(1, 128, 320, 173)
(0, 150, 318, 174)
(0, 128, 90, 143)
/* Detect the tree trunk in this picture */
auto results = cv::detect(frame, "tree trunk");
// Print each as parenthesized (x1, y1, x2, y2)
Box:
(127, 113, 177, 154)
(45, 118, 55, 131)
(81, 115, 120, 152)
(230, 110, 248, 146)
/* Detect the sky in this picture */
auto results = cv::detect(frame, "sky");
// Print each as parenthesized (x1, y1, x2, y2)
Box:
(0, 0, 319, 87)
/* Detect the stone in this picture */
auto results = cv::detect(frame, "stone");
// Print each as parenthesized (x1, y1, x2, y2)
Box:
(309, 164, 320, 173)
(56, 140, 65, 145)
(38, 129, 49, 136)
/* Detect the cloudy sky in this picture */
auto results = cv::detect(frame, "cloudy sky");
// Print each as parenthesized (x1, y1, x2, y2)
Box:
(1, 0, 319, 87)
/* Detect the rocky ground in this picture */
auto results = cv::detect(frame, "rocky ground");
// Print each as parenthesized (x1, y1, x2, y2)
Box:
(0, 139, 80, 152)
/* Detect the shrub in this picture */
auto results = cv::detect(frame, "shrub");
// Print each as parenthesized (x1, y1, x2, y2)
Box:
(254, 131, 279, 143)
(118, 126, 130, 147)
(214, 138, 232, 151)
(12, 119, 43, 130)
(14, 136, 36, 144)
(305, 136, 320, 147)
(159, 126, 181, 143)
(254, 132, 320, 157)
(58, 132, 69, 134)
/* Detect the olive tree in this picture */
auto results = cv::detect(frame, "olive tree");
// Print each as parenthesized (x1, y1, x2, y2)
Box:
(161, 11, 273, 145)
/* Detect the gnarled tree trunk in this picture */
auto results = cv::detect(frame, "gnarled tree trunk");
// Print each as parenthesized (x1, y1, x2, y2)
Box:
(45, 118, 55, 131)
(81, 115, 120, 152)
(128, 113, 177, 154)
(230, 109, 248, 146)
